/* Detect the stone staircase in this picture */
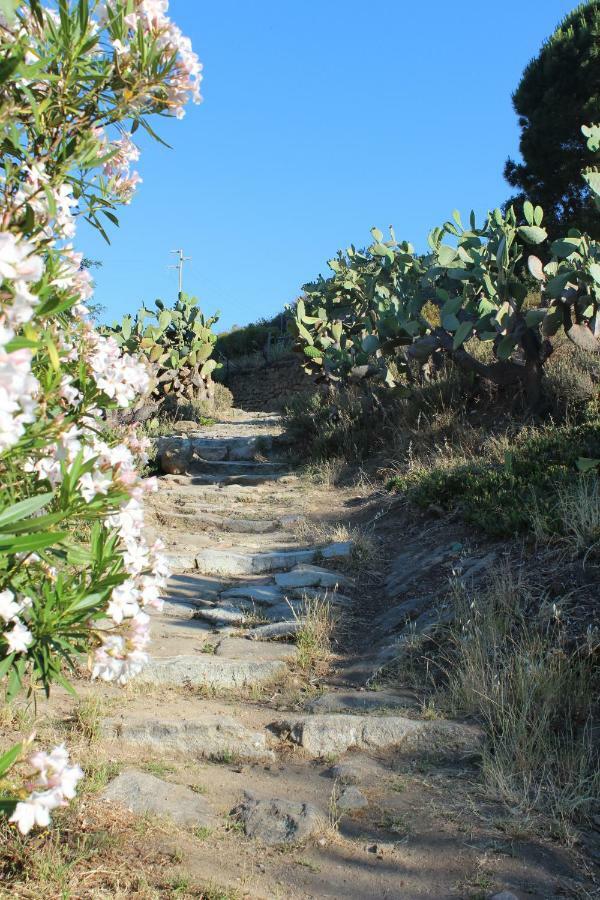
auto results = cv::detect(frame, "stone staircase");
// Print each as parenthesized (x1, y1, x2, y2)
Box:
(88, 410, 494, 897)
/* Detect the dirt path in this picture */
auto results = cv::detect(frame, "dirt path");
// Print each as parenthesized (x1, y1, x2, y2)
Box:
(19, 411, 594, 899)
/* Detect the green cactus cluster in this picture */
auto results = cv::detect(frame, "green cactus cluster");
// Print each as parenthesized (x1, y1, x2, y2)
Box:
(107, 293, 220, 406)
(291, 124, 600, 406)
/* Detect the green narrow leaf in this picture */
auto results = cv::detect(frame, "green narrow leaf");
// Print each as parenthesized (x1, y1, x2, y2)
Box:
(0, 742, 22, 778)
(0, 492, 53, 529)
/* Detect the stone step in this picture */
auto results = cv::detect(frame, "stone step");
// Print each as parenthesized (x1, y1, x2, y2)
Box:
(214, 636, 296, 662)
(137, 655, 287, 689)
(195, 547, 317, 577)
(103, 715, 274, 761)
(102, 770, 216, 826)
(274, 564, 352, 590)
(155, 510, 280, 534)
(220, 584, 284, 606)
(270, 714, 484, 758)
(306, 688, 421, 714)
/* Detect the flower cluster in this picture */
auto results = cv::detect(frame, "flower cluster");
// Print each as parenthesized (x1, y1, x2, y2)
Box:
(9, 744, 84, 835)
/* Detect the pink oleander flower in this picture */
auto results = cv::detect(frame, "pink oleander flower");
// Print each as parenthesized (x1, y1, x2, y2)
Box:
(9, 744, 84, 834)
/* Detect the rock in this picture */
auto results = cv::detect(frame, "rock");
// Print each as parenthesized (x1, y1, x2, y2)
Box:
(271, 714, 484, 758)
(321, 541, 352, 560)
(158, 440, 192, 475)
(171, 421, 199, 434)
(220, 584, 283, 606)
(386, 542, 461, 599)
(103, 715, 274, 761)
(274, 565, 351, 590)
(102, 770, 215, 827)
(490, 893, 520, 900)
(195, 548, 317, 577)
(137, 655, 286, 689)
(193, 606, 247, 625)
(189, 440, 229, 461)
(164, 552, 197, 572)
(214, 637, 296, 661)
(326, 763, 363, 785)
(289, 588, 353, 607)
(307, 689, 420, 714)
(335, 786, 368, 812)
(247, 620, 305, 641)
(232, 793, 322, 846)
(372, 596, 433, 637)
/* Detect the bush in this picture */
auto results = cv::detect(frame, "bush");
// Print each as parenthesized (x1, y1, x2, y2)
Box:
(0, 0, 200, 833)
(213, 382, 234, 412)
(389, 419, 600, 537)
(215, 313, 290, 360)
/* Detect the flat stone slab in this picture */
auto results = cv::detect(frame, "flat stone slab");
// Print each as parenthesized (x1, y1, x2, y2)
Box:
(164, 552, 197, 572)
(271, 714, 484, 758)
(137, 655, 286, 689)
(321, 541, 352, 560)
(220, 584, 284, 606)
(247, 620, 304, 641)
(102, 770, 215, 827)
(307, 689, 420, 714)
(232, 793, 322, 846)
(103, 716, 274, 761)
(274, 565, 351, 590)
(193, 607, 246, 625)
(214, 636, 296, 662)
(195, 548, 317, 576)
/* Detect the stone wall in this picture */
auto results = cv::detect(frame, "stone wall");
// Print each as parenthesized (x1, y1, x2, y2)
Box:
(223, 355, 316, 411)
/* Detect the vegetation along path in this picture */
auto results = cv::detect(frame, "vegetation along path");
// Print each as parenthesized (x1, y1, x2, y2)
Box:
(6, 408, 596, 898)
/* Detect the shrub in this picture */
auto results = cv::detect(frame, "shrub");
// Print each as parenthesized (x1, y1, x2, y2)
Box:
(389, 419, 600, 537)
(0, 0, 200, 832)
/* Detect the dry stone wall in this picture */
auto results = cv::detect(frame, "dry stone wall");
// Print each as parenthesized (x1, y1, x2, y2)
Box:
(223, 355, 316, 411)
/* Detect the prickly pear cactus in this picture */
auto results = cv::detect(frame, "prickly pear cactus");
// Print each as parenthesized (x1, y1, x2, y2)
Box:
(106, 294, 220, 409)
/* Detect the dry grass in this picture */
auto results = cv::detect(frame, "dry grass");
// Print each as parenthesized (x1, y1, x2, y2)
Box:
(291, 594, 336, 674)
(437, 567, 600, 832)
(292, 518, 380, 569)
(531, 475, 600, 559)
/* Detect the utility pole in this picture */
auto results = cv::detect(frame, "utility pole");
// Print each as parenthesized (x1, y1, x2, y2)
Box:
(169, 248, 191, 297)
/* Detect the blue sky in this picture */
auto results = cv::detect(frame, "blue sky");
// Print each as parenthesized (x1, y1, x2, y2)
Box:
(82, 0, 577, 332)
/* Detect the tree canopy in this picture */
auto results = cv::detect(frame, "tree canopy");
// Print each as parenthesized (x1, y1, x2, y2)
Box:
(504, 2, 600, 238)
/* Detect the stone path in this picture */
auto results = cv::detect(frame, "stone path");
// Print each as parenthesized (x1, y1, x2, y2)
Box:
(62, 410, 584, 898)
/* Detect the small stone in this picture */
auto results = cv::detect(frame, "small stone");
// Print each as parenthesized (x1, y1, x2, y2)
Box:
(490, 893, 520, 900)
(247, 620, 305, 641)
(102, 770, 215, 827)
(321, 541, 352, 560)
(232, 793, 322, 846)
(336, 786, 368, 811)
(326, 763, 363, 785)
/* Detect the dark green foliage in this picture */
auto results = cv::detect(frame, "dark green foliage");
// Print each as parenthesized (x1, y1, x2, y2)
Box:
(215, 312, 290, 359)
(389, 419, 600, 536)
(504, 2, 600, 237)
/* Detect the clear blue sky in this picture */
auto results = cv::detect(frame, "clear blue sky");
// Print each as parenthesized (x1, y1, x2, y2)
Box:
(82, 0, 577, 332)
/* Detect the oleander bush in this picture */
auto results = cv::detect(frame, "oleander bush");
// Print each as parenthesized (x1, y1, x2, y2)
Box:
(0, 0, 201, 833)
